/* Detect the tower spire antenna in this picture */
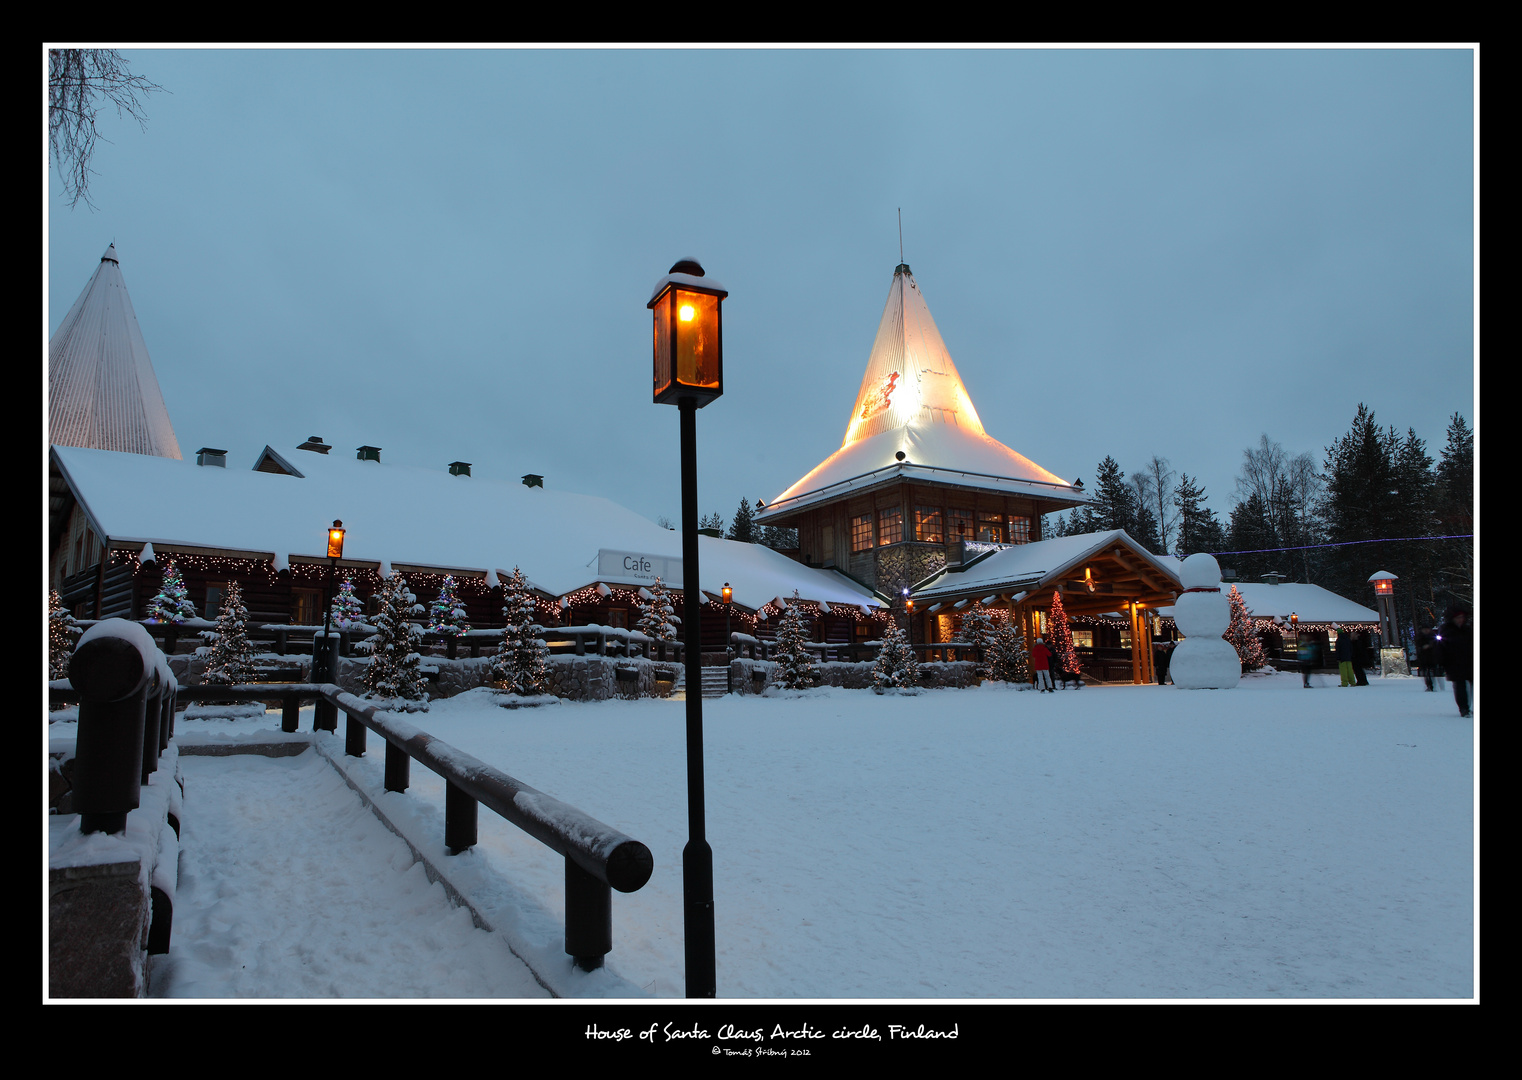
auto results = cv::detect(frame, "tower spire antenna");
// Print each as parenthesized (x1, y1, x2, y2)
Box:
(898, 208, 903, 265)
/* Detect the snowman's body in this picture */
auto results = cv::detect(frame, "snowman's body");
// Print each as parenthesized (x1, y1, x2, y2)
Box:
(1169, 553, 1240, 689)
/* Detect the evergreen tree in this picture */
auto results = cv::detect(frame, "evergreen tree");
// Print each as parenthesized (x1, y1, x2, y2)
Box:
(1227, 492, 1276, 581)
(1224, 585, 1266, 671)
(954, 602, 997, 678)
(771, 592, 815, 689)
(330, 574, 365, 629)
(1090, 456, 1138, 534)
(426, 575, 471, 637)
(491, 567, 550, 695)
(1319, 404, 1416, 602)
(49, 589, 77, 680)
(757, 500, 798, 552)
(700, 511, 726, 533)
(200, 579, 257, 685)
(727, 497, 756, 543)
(987, 617, 1030, 684)
(1174, 474, 1227, 556)
(1047, 590, 1080, 677)
(361, 573, 428, 702)
(636, 577, 679, 642)
(872, 619, 918, 691)
(145, 560, 196, 623)
(1434, 412, 1473, 610)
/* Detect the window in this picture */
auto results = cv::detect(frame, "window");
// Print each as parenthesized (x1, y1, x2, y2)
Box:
(851, 513, 874, 552)
(205, 585, 225, 621)
(949, 508, 973, 542)
(1072, 629, 1093, 650)
(877, 507, 903, 546)
(606, 607, 628, 629)
(977, 511, 1004, 543)
(292, 588, 321, 626)
(915, 505, 943, 543)
(1007, 515, 1031, 544)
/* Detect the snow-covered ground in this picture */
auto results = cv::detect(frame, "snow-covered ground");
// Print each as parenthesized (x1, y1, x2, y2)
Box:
(103, 669, 1474, 1000)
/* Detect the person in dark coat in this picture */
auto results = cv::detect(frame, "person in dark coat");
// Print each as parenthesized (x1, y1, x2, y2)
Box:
(1335, 627, 1355, 687)
(1416, 627, 1441, 691)
(1353, 631, 1371, 686)
(1437, 606, 1473, 717)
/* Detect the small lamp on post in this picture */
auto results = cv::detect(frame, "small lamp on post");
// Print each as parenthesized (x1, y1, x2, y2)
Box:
(903, 587, 915, 647)
(722, 582, 733, 658)
(649, 257, 727, 999)
(314, 519, 345, 732)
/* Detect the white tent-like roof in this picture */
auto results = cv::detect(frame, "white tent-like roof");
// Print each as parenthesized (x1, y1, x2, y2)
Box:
(48, 244, 182, 460)
(758, 264, 1085, 520)
(50, 444, 880, 613)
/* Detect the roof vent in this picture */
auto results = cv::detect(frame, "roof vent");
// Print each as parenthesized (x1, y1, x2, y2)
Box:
(195, 447, 228, 468)
(669, 257, 705, 276)
(522, 474, 543, 489)
(894, 262, 912, 275)
(357, 446, 382, 463)
(1260, 572, 1284, 585)
(298, 436, 331, 454)
(449, 461, 472, 477)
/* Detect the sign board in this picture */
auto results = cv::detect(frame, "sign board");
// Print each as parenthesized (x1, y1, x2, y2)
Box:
(596, 549, 683, 588)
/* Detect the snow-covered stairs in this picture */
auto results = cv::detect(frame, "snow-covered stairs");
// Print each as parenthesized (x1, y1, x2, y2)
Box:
(700, 667, 730, 698)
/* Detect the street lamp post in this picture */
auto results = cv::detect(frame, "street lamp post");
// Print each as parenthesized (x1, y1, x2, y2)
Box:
(649, 256, 727, 998)
(314, 519, 345, 732)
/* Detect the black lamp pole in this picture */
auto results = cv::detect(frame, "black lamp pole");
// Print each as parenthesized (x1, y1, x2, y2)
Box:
(679, 399, 716, 998)
(314, 520, 343, 731)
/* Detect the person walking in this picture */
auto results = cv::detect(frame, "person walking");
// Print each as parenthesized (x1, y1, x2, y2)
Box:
(1031, 636, 1054, 692)
(1437, 606, 1473, 718)
(1353, 630, 1371, 687)
(1297, 636, 1318, 688)
(1416, 626, 1441, 691)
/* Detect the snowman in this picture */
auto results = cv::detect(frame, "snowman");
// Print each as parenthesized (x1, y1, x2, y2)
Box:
(1168, 552, 1240, 689)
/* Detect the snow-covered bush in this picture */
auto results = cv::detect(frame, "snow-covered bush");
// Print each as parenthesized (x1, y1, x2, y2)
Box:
(490, 566, 549, 696)
(199, 579, 257, 685)
(987, 618, 1030, 684)
(49, 589, 78, 679)
(637, 577, 678, 643)
(330, 574, 365, 629)
(872, 620, 918, 691)
(955, 603, 996, 678)
(771, 592, 815, 689)
(360, 572, 428, 703)
(145, 560, 196, 623)
(427, 575, 471, 637)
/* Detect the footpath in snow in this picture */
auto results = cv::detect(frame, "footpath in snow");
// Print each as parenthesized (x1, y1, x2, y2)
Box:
(148, 747, 550, 999)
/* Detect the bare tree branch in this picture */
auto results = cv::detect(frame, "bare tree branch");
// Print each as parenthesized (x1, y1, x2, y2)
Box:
(48, 49, 165, 210)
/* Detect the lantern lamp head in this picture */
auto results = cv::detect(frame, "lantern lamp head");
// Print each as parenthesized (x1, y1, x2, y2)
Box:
(650, 257, 727, 407)
(327, 520, 346, 559)
(722, 582, 733, 605)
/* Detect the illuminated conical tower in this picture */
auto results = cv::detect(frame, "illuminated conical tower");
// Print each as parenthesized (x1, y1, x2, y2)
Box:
(757, 263, 1086, 597)
(49, 244, 182, 459)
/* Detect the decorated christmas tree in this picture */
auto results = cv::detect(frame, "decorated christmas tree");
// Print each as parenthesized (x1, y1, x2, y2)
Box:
(360, 572, 428, 703)
(955, 602, 997, 679)
(771, 592, 815, 689)
(330, 574, 365, 629)
(637, 577, 678, 643)
(427, 575, 472, 637)
(1225, 585, 1267, 671)
(872, 619, 918, 691)
(49, 589, 78, 680)
(988, 617, 1030, 684)
(1047, 590, 1080, 677)
(145, 561, 196, 623)
(491, 567, 550, 696)
(200, 579, 257, 685)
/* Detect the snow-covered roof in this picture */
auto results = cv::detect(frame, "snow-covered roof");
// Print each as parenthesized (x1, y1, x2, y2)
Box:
(48, 244, 182, 460)
(912, 529, 1181, 602)
(1157, 581, 1379, 625)
(758, 265, 1085, 520)
(50, 444, 879, 613)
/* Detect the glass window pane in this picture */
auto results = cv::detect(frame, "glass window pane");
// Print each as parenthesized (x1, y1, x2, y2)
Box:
(915, 505, 943, 543)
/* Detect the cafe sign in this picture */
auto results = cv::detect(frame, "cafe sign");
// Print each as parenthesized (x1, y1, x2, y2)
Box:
(597, 549, 683, 588)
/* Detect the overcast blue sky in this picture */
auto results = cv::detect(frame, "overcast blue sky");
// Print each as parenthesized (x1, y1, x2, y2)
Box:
(46, 48, 1475, 541)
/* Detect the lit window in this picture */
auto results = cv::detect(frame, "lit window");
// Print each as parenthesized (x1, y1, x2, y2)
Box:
(915, 505, 943, 543)
(1007, 515, 1031, 544)
(878, 507, 903, 546)
(977, 512, 1003, 543)
(851, 514, 874, 552)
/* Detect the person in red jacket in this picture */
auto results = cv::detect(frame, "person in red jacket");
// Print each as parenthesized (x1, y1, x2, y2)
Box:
(1031, 636, 1054, 692)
